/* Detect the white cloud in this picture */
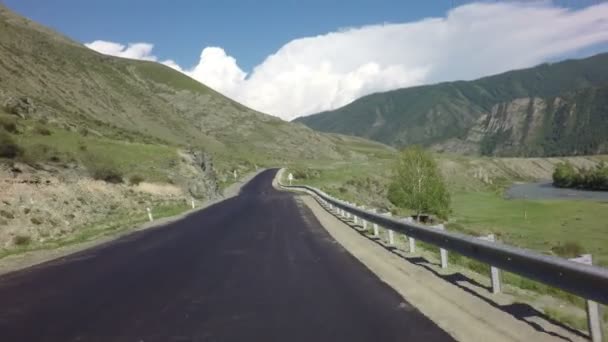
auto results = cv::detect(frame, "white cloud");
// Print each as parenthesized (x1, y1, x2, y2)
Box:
(85, 41, 157, 61)
(86, 2, 608, 120)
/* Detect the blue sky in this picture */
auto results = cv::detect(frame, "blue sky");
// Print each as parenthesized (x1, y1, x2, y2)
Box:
(5, 0, 458, 71)
(5, 1, 608, 119)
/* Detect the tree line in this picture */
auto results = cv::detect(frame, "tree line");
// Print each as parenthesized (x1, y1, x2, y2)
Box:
(552, 161, 608, 191)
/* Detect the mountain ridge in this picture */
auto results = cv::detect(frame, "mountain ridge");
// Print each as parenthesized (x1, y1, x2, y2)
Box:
(296, 52, 608, 156)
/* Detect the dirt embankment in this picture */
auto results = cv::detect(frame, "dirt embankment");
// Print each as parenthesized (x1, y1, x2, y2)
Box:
(0, 163, 188, 248)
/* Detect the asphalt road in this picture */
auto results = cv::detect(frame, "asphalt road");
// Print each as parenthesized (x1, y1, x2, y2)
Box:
(0, 169, 454, 342)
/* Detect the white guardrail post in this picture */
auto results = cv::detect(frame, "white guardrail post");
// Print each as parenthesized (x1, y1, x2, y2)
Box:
(361, 206, 367, 230)
(403, 217, 416, 253)
(478, 234, 502, 294)
(570, 254, 603, 342)
(386, 212, 395, 245)
(433, 223, 448, 269)
(372, 209, 379, 236)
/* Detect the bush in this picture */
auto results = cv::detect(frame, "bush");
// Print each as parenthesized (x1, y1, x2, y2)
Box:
(552, 161, 608, 190)
(551, 241, 585, 258)
(91, 166, 124, 184)
(30, 217, 43, 225)
(34, 125, 52, 136)
(0, 210, 15, 219)
(13, 235, 31, 246)
(129, 174, 145, 186)
(0, 115, 18, 133)
(20, 143, 61, 166)
(0, 131, 23, 159)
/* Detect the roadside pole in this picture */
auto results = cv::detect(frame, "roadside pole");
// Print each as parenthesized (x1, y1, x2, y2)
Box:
(146, 207, 153, 222)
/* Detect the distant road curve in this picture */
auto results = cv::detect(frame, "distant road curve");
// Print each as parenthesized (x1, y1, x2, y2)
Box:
(0, 169, 453, 342)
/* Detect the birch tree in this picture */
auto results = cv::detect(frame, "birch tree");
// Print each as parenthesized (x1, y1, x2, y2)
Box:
(387, 146, 450, 220)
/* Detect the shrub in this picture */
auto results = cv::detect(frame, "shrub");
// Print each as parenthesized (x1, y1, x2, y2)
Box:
(552, 161, 608, 190)
(129, 174, 145, 186)
(91, 166, 124, 184)
(551, 241, 585, 258)
(30, 217, 43, 225)
(0, 131, 23, 159)
(33, 125, 52, 136)
(0, 115, 18, 133)
(13, 235, 31, 246)
(20, 143, 58, 166)
(0, 210, 15, 219)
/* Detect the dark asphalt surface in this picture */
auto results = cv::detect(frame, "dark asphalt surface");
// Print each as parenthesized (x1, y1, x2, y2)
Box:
(0, 169, 454, 342)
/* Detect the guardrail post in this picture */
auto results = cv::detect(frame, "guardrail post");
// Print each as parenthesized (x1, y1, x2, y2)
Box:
(361, 205, 367, 230)
(371, 209, 379, 236)
(570, 254, 603, 342)
(146, 207, 153, 222)
(478, 234, 502, 294)
(433, 224, 448, 269)
(353, 205, 359, 225)
(402, 217, 416, 253)
(385, 213, 394, 245)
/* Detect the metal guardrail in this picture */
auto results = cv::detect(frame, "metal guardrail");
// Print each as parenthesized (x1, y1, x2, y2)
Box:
(280, 182, 608, 306)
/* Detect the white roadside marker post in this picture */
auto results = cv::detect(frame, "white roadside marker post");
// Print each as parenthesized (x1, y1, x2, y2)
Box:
(191, 198, 195, 209)
(478, 234, 502, 294)
(433, 223, 448, 269)
(288, 172, 293, 186)
(570, 254, 603, 342)
(146, 207, 153, 222)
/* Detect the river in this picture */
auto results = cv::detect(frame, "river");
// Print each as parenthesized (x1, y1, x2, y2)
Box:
(505, 181, 608, 201)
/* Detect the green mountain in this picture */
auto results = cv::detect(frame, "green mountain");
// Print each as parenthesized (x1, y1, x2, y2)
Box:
(296, 53, 608, 157)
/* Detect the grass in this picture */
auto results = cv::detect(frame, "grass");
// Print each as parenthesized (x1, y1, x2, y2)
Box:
(450, 192, 608, 266)
(134, 62, 213, 95)
(12, 121, 180, 182)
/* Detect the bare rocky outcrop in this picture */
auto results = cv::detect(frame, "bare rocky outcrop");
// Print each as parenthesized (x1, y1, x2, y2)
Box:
(4, 97, 36, 119)
(186, 150, 220, 199)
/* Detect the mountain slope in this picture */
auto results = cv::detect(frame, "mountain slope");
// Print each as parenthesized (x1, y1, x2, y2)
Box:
(296, 53, 608, 156)
(0, 4, 394, 250)
(0, 4, 390, 166)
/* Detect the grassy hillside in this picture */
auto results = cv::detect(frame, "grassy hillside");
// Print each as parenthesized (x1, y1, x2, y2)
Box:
(0, 4, 394, 254)
(0, 4, 391, 170)
(297, 53, 608, 157)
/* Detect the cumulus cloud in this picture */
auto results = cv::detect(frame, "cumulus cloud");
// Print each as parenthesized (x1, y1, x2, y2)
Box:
(85, 40, 180, 70)
(86, 2, 608, 120)
(85, 41, 157, 61)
